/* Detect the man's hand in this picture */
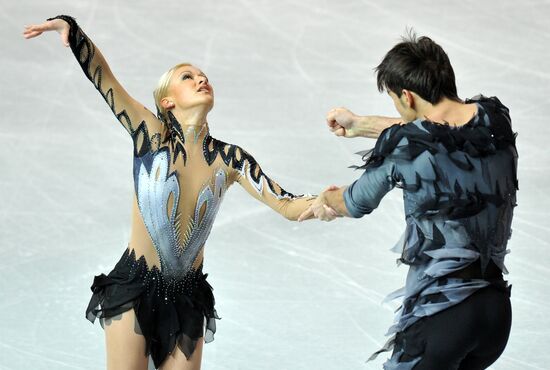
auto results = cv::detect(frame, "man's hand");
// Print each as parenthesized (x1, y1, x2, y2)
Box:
(326, 107, 361, 138)
(326, 108, 403, 139)
(298, 186, 341, 222)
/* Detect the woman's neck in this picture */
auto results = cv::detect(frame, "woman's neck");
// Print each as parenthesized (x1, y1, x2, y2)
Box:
(170, 106, 209, 127)
(181, 123, 209, 144)
(166, 111, 209, 145)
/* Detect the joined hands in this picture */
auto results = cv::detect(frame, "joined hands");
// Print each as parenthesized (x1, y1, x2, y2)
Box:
(298, 186, 343, 222)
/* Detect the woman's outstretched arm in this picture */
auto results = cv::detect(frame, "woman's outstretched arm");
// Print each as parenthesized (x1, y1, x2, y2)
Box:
(218, 143, 317, 221)
(23, 16, 163, 154)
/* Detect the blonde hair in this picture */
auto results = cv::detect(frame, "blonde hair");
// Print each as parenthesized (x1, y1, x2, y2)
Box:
(153, 63, 192, 123)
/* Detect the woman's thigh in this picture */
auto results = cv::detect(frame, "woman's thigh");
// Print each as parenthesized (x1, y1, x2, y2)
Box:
(159, 338, 204, 370)
(104, 309, 148, 370)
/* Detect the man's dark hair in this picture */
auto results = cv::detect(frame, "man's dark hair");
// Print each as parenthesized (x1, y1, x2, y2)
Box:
(375, 32, 460, 104)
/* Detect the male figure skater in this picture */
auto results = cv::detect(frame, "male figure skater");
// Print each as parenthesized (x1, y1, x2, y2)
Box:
(300, 34, 517, 370)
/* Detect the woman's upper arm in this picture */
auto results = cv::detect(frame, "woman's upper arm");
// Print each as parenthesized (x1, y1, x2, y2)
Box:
(226, 145, 315, 220)
(51, 15, 163, 143)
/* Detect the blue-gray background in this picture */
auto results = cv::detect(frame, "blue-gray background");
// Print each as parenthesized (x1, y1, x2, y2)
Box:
(1, 0, 548, 369)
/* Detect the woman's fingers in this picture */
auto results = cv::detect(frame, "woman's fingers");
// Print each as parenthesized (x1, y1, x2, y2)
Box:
(26, 23, 51, 33)
(298, 203, 339, 222)
(322, 205, 337, 221)
(23, 30, 43, 39)
(315, 204, 336, 222)
(23, 20, 69, 46)
(23, 24, 48, 39)
(298, 206, 314, 222)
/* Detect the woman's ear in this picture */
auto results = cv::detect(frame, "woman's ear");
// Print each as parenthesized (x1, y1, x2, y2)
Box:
(160, 97, 175, 110)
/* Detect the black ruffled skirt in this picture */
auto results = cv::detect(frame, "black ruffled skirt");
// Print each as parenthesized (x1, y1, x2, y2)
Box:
(85, 248, 219, 368)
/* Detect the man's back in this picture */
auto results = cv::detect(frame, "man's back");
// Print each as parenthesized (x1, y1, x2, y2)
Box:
(379, 95, 517, 332)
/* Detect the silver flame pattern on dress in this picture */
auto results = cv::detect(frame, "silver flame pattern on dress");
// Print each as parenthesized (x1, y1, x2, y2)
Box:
(178, 168, 227, 274)
(240, 162, 264, 194)
(239, 159, 294, 200)
(135, 149, 227, 279)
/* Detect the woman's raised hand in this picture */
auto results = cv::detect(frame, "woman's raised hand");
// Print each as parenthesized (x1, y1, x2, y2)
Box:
(23, 19, 70, 47)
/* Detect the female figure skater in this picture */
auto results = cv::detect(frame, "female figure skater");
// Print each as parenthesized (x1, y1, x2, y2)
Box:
(24, 16, 316, 370)
(300, 34, 517, 369)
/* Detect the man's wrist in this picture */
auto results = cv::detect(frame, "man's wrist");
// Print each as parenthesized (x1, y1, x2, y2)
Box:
(353, 116, 376, 138)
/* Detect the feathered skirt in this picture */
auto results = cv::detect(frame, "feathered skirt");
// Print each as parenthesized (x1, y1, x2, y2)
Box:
(85, 248, 219, 368)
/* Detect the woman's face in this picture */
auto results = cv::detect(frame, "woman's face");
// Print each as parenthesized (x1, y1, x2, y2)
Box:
(166, 65, 214, 112)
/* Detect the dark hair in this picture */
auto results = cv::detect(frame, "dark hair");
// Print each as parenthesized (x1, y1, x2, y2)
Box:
(375, 31, 460, 104)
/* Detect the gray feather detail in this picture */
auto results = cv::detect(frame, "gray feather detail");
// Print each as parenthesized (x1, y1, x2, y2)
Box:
(136, 150, 227, 279)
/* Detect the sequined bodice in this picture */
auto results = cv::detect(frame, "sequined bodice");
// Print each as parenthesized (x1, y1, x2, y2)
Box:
(133, 146, 228, 280)
(130, 127, 313, 279)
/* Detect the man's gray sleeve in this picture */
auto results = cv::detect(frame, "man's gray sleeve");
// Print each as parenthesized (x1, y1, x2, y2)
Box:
(343, 161, 397, 218)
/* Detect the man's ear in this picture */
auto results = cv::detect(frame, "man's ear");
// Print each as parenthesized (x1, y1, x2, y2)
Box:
(401, 89, 415, 110)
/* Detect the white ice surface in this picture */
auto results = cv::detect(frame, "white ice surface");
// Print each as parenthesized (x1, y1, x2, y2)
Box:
(1, 0, 549, 369)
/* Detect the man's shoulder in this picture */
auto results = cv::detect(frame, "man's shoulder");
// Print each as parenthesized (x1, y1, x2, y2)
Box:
(374, 120, 428, 153)
(468, 94, 510, 121)
(466, 94, 506, 106)
(360, 122, 424, 169)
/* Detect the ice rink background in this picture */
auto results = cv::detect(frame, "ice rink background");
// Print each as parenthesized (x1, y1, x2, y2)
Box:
(1, 0, 549, 369)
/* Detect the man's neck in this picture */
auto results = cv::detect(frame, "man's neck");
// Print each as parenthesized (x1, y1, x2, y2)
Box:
(416, 97, 477, 127)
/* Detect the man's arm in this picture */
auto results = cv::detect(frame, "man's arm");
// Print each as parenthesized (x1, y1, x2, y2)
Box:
(326, 107, 402, 139)
(298, 159, 398, 222)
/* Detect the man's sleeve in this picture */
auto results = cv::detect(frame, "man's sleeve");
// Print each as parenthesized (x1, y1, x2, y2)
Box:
(343, 160, 398, 218)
